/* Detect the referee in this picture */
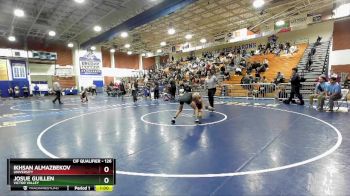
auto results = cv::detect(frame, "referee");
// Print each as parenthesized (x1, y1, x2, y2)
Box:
(205, 70, 218, 110)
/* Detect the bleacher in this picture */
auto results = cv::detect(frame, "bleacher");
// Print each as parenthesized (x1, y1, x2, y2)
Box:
(217, 43, 308, 97)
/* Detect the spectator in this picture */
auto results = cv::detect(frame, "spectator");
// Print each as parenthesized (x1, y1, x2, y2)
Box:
(131, 80, 138, 103)
(260, 76, 268, 83)
(91, 83, 97, 96)
(170, 79, 177, 100)
(263, 58, 269, 68)
(8, 87, 13, 97)
(224, 70, 231, 80)
(22, 85, 29, 97)
(234, 66, 242, 76)
(154, 81, 160, 100)
(119, 80, 126, 99)
(309, 75, 328, 110)
(311, 47, 316, 56)
(324, 76, 342, 112)
(14, 85, 20, 98)
(274, 72, 285, 84)
(315, 36, 322, 46)
(344, 74, 349, 89)
(80, 89, 88, 103)
(289, 45, 298, 54)
(306, 53, 313, 72)
(34, 84, 40, 96)
(220, 65, 225, 75)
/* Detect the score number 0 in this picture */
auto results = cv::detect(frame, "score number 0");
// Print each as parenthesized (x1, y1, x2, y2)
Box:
(103, 166, 110, 184)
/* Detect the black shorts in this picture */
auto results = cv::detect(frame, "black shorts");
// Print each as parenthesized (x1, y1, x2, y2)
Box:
(196, 102, 203, 110)
(179, 93, 192, 105)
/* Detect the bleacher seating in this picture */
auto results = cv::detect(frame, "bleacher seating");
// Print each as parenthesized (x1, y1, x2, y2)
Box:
(217, 43, 308, 97)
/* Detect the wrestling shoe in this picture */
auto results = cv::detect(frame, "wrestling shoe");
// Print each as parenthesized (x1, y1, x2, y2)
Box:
(195, 119, 200, 124)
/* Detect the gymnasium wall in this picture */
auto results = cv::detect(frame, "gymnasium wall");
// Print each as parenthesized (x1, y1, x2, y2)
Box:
(143, 57, 156, 70)
(332, 18, 350, 50)
(28, 64, 55, 76)
(329, 17, 350, 75)
(52, 76, 76, 88)
(115, 52, 139, 69)
(101, 47, 111, 68)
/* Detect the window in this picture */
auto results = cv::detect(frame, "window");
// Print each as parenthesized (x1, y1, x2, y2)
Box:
(12, 64, 26, 79)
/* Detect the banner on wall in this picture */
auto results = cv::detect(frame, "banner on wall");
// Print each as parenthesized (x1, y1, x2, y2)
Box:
(0, 59, 8, 81)
(290, 14, 309, 30)
(274, 21, 291, 33)
(10, 60, 27, 80)
(79, 51, 102, 76)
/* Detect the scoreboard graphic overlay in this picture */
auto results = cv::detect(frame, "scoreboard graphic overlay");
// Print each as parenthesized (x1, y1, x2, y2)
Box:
(7, 158, 116, 191)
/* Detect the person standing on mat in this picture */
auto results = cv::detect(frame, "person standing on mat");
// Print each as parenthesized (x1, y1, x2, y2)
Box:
(154, 81, 160, 100)
(131, 79, 138, 103)
(52, 81, 63, 104)
(119, 80, 126, 100)
(170, 79, 176, 100)
(80, 89, 88, 103)
(91, 83, 97, 96)
(284, 68, 304, 105)
(205, 70, 218, 110)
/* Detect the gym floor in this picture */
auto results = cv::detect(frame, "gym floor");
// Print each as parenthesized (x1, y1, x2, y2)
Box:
(0, 95, 349, 195)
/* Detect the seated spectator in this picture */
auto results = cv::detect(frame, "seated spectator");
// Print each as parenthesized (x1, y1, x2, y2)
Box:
(309, 75, 328, 110)
(229, 59, 235, 67)
(14, 85, 20, 98)
(22, 85, 29, 97)
(285, 42, 291, 54)
(240, 59, 247, 68)
(224, 71, 230, 80)
(255, 49, 261, 55)
(34, 84, 40, 96)
(251, 61, 260, 70)
(265, 43, 271, 54)
(289, 45, 298, 54)
(235, 66, 242, 76)
(263, 58, 269, 68)
(257, 64, 267, 73)
(274, 47, 282, 56)
(255, 71, 261, 80)
(220, 65, 225, 75)
(274, 72, 285, 84)
(242, 74, 253, 85)
(324, 76, 342, 111)
(8, 87, 14, 97)
(343, 74, 349, 89)
(260, 76, 268, 83)
(246, 64, 253, 74)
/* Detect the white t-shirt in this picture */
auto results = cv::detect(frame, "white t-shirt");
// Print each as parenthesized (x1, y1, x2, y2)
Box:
(205, 75, 218, 89)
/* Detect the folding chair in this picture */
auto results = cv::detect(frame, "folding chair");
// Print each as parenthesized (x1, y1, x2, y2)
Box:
(334, 89, 349, 111)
